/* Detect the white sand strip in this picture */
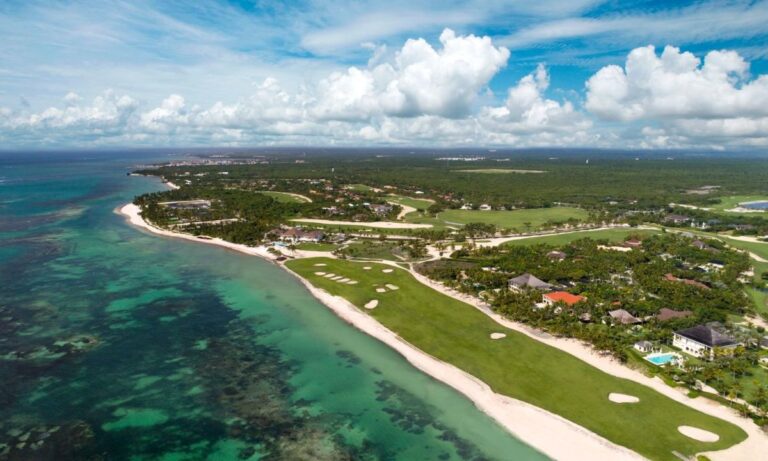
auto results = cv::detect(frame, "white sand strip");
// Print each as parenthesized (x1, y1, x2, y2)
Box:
(314, 272, 326, 276)
(679, 426, 720, 442)
(609, 393, 639, 404)
(385, 284, 399, 290)
(376, 288, 387, 293)
(363, 266, 372, 270)
(346, 281, 358, 285)
(364, 300, 379, 309)
(382, 269, 393, 273)
(314, 263, 327, 267)
(490, 333, 506, 340)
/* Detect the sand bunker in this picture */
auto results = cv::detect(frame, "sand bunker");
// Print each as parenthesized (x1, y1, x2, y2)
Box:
(385, 284, 399, 290)
(376, 288, 387, 293)
(330, 276, 343, 281)
(608, 393, 639, 404)
(364, 300, 379, 309)
(314, 272, 326, 276)
(490, 333, 506, 340)
(323, 273, 335, 278)
(338, 278, 350, 283)
(678, 426, 719, 442)
(346, 281, 358, 285)
(382, 269, 393, 273)
(363, 266, 372, 270)
(314, 263, 327, 267)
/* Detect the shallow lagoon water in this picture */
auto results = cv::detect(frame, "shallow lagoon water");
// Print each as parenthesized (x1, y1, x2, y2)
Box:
(0, 152, 546, 460)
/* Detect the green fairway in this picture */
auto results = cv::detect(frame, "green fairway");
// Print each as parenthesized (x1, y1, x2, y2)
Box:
(407, 207, 588, 230)
(387, 194, 434, 210)
(255, 191, 312, 203)
(503, 228, 660, 247)
(286, 258, 747, 461)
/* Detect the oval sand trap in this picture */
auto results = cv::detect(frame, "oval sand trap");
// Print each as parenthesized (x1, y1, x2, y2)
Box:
(376, 288, 387, 293)
(323, 273, 335, 278)
(385, 284, 399, 290)
(314, 263, 327, 267)
(490, 333, 506, 340)
(678, 426, 719, 442)
(364, 300, 379, 309)
(346, 281, 358, 285)
(382, 269, 393, 273)
(609, 393, 639, 404)
(314, 272, 326, 276)
(363, 266, 372, 270)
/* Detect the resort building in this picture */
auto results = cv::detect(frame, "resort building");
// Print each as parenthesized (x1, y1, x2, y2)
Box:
(672, 325, 740, 359)
(542, 291, 585, 308)
(508, 273, 553, 292)
(267, 227, 325, 244)
(664, 214, 692, 224)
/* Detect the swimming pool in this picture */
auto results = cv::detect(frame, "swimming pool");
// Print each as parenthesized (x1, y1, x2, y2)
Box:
(645, 352, 681, 366)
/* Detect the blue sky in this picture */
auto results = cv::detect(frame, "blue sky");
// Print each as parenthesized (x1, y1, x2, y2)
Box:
(1, 0, 768, 149)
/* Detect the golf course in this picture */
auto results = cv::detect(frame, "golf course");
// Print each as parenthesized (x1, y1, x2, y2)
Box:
(286, 257, 747, 461)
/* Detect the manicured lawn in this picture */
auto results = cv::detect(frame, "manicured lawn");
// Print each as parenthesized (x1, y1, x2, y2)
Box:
(503, 228, 660, 247)
(286, 258, 747, 461)
(294, 242, 339, 251)
(255, 191, 311, 203)
(409, 207, 589, 230)
(387, 194, 434, 210)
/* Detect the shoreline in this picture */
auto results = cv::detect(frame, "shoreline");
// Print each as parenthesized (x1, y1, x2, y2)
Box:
(117, 202, 767, 461)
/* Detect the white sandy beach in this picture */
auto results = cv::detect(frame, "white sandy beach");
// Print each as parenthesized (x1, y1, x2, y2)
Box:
(118, 202, 768, 461)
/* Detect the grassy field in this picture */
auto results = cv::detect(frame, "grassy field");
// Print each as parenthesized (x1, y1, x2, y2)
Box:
(286, 258, 747, 461)
(406, 207, 589, 230)
(255, 191, 312, 203)
(386, 194, 434, 210)
(503, 228, 660, 247)
(294, 242, 339, 251)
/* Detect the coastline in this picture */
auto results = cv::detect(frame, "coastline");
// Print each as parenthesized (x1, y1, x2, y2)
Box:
(117, 202, 767, 461)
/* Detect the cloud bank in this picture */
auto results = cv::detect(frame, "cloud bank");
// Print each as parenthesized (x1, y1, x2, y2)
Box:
(1, 29, 767, 149)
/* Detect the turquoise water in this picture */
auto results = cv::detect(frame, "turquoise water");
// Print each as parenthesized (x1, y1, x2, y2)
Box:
(645, 353, 679, 366)
(0, 151, 546, 460)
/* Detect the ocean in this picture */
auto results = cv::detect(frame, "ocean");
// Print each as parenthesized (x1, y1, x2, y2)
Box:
(0, 151, 546, 460)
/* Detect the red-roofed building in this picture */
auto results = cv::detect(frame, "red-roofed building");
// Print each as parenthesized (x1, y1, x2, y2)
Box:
(543, 291, 585, 308)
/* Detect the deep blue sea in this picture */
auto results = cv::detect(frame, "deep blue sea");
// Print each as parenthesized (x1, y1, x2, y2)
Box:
(0, 151, 545, 460)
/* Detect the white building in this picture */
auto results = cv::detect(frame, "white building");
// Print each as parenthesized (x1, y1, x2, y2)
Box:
(673, 325, 739, 360)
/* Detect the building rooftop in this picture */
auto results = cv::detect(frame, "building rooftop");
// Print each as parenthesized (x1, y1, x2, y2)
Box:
(543, 291, 585, 306)
(509, 273, 553, 290)
(675, 325, 737, 348)
(608, 309, 642, 324)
